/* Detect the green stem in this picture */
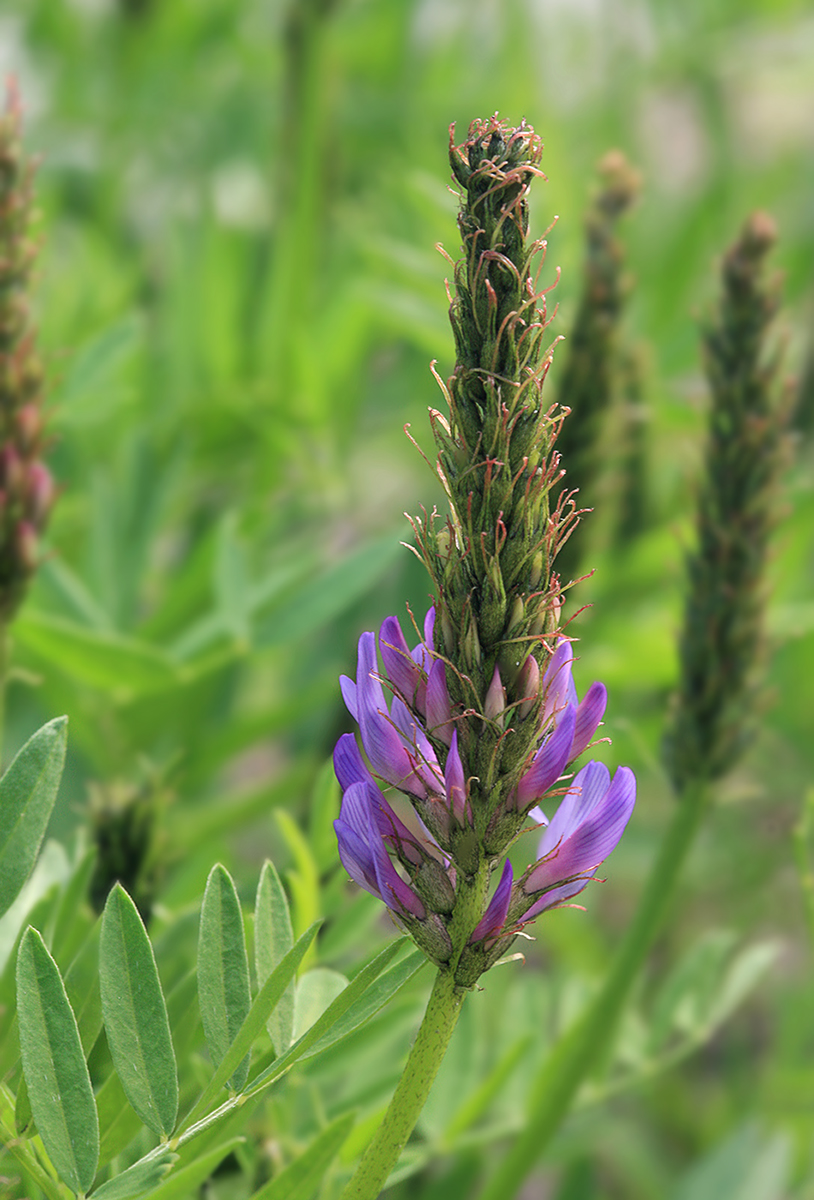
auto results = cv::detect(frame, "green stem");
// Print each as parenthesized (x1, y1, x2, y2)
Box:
(341, 966, 465, 1200)
(478, 779, 711, 1200)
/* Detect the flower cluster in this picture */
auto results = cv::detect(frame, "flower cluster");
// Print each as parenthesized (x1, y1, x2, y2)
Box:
(334, 116, 635, 988)
(335, 610, 634, 986)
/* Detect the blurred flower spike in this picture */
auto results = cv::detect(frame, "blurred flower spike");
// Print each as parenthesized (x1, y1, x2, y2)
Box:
(0, 83, 53, 623)
(334, 115, 635, 987)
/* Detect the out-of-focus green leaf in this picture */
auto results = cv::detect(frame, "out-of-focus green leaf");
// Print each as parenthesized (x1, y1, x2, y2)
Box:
(0, 717, 68, 920)
(51, 841, 97, 966)
(51, 317, 140, 427)
(247, 940, 415, 1094)
(214, 513, 251, 645)
(255, 860, 295, 1055)
(308, 758, 341, 876)
(671, 1121, 791, 1200)
(198, 864, 252, 1091)
(299, 949, 426, 1062)
(254, 532, 404, 647)
(294, 968, 348, 1040)
(15, 612, 180, 697)
(275, 811, 320, 946)
(16, 926, 99, 1194)
(249, 1112, 355, 1200)
(100, 883, 178, 1137)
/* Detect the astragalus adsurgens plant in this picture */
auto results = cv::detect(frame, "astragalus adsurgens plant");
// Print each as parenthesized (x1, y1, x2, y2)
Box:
(334, 116, 635, 1198)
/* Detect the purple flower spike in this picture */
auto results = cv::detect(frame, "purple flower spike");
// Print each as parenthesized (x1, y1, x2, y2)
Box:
(571, 681, 608, 759)
(469, 859, 513, 943)
(334, 783, 426, 919)
(522, 761, 636, 918)
(513, 702, 576, 811)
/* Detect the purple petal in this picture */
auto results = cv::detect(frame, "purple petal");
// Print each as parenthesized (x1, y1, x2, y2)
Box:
(380, 616, 427, 712)
(423, 606, 435, 647)
(514, 702, 576, 810)
(340, 674, 358, 720)
(470, 860, 513, 942)
(541, 640, 577, 722)
(526, 764, 636, 896)
(485, 666, 506, 721)
(539, 760, 610, 851)
(335, 786, 426, 919)
(426, 659, 453, 745)
(521, 873, 595, 919)
(570, 682, 607, 759)
(444, 730, 468, 822)
(355, 632, 428, 796)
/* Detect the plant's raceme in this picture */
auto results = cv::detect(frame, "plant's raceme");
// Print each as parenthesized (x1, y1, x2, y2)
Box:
(0, 86, 53, 623)
(334, 116, 635, 987)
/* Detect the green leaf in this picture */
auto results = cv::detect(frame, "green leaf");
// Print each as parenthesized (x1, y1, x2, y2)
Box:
(249, 1113, 355, 1200)
(293, 969, 348, 1040)
(100, 883, 178, 1137)
(15, 611, 180, 698)
(214, 513, 251, 645)
(254, 861, 295, 1055)
(254, 533, 404, 647)
(275, 811, 320, 944)
(97, 1060, 144, 1168)
(0, 717, 68, 920)
(138, 1138, 245, 1200)
(182, 920, 321, 1131)
(671, 1121, 791, 1200)
(16, 926, 99, 1194)
(198, 864, 252, 1091)
(247, 940, 413, 1095)
(90, 1147, 177, 1200)
(299, 948, 426, 1062)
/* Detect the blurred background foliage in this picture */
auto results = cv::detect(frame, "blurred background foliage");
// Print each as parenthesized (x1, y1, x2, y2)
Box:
(1, 0, 814, 1196)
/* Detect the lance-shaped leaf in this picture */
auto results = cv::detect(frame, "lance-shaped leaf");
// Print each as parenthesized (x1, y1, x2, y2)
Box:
(247, 940, 416, 1095)
(0, 716, 67, 919)
(254, 861, 295, 1055)
(16, 926, 99, 1194)
(100, 883, 178, 1137)
(198, 864, 252, 1091)
(89, 1146, 177, 1200)
(249, 1112, 355, 1200)
(182, 920, 321, 1131)
(138, 1138, 245, 1200)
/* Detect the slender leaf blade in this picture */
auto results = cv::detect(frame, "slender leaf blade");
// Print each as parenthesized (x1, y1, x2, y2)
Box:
(138, 1138, 245, 1200)
(100, 883, 178, 1136)
(254, 861, 295, 1054)
(0, 717, 67, 919)
(198, 864, 252, 1091)
(247, 939, 411, 1095)
(182, 920, 321, 1130)
(16, 926, 99, 1194)
(249, 1113, 354, 1200)
(89, 1147, 177, 1200)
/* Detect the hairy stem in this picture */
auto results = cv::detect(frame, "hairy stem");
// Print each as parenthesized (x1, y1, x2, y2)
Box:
(341, 966, 466, 1200)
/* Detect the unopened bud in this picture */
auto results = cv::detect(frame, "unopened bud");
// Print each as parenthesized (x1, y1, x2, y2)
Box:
(463, 613, 481, 670)
(517, 654, 540, 720)
(413, 859, 457, 915)
(15, 519, 37, 573)
(26, 461, 54, 527)
(529, 551, 544, 589)
(15, 403, 41, 453)
(485, 665, 506, 722)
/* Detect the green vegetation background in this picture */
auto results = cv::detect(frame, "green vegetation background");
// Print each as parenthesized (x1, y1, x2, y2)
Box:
(3, 0, 814, 1196)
